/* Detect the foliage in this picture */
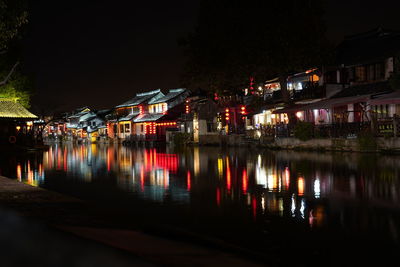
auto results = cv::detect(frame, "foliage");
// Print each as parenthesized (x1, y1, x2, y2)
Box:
(0, 0, 28, 51)
(0, 0, 31, 107)
(294, 121, 314, 141)
(357, 130, 377, 151)
(181, 0, 331, 95)
(173, 132, 192, 146)
(0, 77, 32, 108)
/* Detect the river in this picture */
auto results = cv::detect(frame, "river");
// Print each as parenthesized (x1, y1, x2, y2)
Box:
(1, 144, 399, 266)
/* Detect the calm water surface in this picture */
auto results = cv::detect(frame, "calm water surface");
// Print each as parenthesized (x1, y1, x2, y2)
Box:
(1, 144, 400, 266)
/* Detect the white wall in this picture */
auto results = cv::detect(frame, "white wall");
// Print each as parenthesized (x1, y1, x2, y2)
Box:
(347, 104, 354, 123)
(385, 57, 394, 80)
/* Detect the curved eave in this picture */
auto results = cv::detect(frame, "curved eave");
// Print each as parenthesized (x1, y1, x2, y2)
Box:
(0, 116, 38, 120)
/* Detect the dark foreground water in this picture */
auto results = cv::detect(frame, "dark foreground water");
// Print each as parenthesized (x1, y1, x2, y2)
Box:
(1, 144, 400, 266)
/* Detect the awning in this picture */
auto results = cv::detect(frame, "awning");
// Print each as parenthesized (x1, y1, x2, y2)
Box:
(300, 95, 371, 110)
(273, 104, 308, 114)
(272, 95, 371, 114)
(133, 113, 165, 123)
(251, 104, 280, 115)
(369, 91, 400, 105)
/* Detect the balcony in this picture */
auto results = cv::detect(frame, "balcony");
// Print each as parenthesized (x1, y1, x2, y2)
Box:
(264, 84, 326, 104)
(292, 84, 326, 101)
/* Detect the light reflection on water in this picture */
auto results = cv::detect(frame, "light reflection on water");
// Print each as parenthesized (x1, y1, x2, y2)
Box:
(3, 144, 400, 258)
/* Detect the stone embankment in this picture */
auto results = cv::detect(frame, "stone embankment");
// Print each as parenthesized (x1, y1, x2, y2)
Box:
(194, 134, 400, 153)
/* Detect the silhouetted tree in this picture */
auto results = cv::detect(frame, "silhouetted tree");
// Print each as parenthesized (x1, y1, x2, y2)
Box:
(181, 0, 330, 102)
(0, 0, 32, 107)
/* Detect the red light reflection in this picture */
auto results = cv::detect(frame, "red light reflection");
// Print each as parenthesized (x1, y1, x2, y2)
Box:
(107, 147, 112, 172)
(252, 196, 257, 219)
(187, 171, 191, 191)
(216, 187, 221, 206)
(284, 167, 290, 190)
(63, 148, 68, 172)
(144, 150, 178, 173)
(140, 166, 145, 191)
(226, 158, 231, 192)
(242, 169, 248, 194)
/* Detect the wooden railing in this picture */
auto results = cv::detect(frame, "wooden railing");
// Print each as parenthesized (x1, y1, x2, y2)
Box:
(375, 118, 400, 137)
(247, 117, 400, 139)
(315, 122, 371, 138)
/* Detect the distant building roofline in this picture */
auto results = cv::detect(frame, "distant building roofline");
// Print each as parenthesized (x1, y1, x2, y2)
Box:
(136, 89, 161, 97)
(169, 88, 186, 93)
(343, 27, 400, 41)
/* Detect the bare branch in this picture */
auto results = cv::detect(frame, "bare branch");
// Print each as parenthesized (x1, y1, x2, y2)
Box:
(0, 61, 20, 86)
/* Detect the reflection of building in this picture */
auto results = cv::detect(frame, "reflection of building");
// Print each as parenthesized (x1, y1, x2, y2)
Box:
(12, 144, 400, 239)
(16, 160, 45, 187)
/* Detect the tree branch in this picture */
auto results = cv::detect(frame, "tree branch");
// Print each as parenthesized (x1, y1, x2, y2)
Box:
(0, 61, 19, 86)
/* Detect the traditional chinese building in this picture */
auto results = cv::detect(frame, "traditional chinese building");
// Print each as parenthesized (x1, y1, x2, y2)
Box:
(133, 88, 189, 141)
(110, 89, 164, 140)
(180, 96, 219, 143)
(0, 98, 38, 147)
(248, 28, 400, 138)
(294, 28, 400, 126)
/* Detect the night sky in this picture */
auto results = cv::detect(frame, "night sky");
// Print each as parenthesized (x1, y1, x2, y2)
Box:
(22, 0, 400, 113)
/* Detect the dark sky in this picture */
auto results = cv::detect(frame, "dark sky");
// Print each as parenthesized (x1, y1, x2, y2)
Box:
(23, 0, 400, 113)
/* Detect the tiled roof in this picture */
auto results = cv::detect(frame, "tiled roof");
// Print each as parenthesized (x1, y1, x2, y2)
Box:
(79, 113, 97, 122)
(68, 110, 91, 119)
(0, 99, 38, 119)
(119, 113, 138, 121)
(133, 113, 165, 123)
(332, 81, 391, 98)
(116, 89, 163, 108)
(148, 89, 187, 104)
(369, 91, 400, 105)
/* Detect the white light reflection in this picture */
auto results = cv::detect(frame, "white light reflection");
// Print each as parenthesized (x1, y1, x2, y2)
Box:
(314, 178, 321, 198)
(300, 199, 305, 219)
(256, 166, 267, 188)
(261, 196, 265, 212)
(291, 194, 296, 217)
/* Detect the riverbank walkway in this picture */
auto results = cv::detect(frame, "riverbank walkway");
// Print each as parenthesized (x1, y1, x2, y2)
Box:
(0, 176, 260, 266)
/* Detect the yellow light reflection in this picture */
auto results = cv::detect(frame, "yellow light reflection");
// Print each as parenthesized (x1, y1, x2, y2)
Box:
(217, 157, 223, 178)
(194, 147, 200, 176)
(16, 164, 22, 182)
